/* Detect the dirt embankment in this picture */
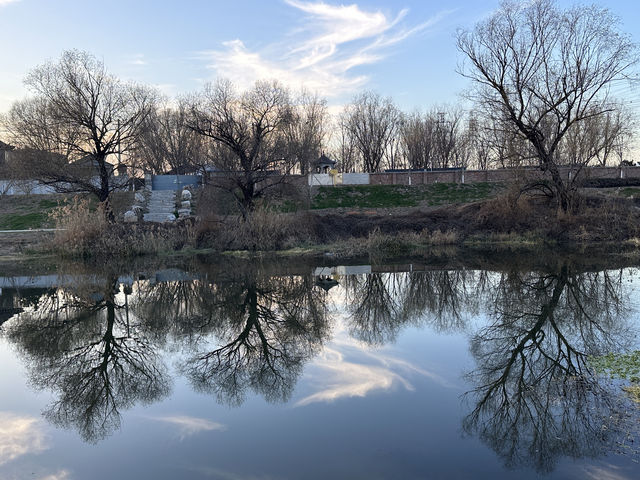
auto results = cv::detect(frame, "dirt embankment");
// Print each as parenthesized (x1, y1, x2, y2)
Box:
(303, 192, 640, 245)
(0, 231, 55, 258)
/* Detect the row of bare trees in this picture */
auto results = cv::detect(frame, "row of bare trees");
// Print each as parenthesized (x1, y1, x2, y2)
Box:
(0, 0, 638, 215)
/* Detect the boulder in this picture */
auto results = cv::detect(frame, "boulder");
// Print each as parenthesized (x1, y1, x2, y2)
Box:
(124, 210, 137, 223)
(181, 189, 192, 201)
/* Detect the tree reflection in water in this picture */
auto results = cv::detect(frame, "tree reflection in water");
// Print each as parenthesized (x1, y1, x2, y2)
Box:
(4, 276, 170, 443)
(0, 257, 638, 471)
(132, 271, 331, 406)
(463, 264, 638, 473)
(344, 269, 483, 344)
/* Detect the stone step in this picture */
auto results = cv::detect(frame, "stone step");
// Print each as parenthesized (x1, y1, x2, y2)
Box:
(143, 213, 176, 223)
(147, 203, 176, 208)
(142, 191, 177, 222)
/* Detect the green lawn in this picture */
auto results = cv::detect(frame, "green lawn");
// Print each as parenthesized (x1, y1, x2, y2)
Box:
(618, 187, 640, 198)
(311, 183, 500, 209)
(0, 197, 64, 230)
(0, 192, 133, 230)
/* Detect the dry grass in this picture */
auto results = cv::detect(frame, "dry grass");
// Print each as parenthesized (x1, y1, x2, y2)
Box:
(48, 196, 197, 258)
(326, 227, 460, 259)
(197, 206, 311, 251)
(49, 197, 108, 253)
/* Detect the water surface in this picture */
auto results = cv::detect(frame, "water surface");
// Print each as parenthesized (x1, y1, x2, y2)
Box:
(1, 252, 639, 479)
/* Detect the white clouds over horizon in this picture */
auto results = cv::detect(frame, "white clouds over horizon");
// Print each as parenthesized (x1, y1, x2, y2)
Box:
(0, 0, 21, 6)
(201, 1, 453, 98)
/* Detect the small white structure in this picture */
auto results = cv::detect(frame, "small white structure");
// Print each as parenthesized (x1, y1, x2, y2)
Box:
(181, 189, 192, 201)
(123, 211, 137, 223)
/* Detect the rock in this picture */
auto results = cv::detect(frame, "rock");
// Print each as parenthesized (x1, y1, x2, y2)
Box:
(181, 190, 192, 201)
(134, 192, 145, 203)
(124, 210, 137, 223)
(181, 200, 191, 209)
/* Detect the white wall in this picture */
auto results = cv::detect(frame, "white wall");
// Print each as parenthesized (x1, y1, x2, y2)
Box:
(308, 173, 370, 186)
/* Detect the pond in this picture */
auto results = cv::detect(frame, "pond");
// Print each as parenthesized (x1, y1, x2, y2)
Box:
(0, 251, 639, 479)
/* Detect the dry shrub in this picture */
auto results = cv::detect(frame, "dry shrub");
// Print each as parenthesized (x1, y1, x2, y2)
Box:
(198, 206, 311, 251)
(423, 229, 459, 245)
(49, 196, 197, 257)
(330, 227, 460, 259)
(49, 196, 108, 253)
(476, 190, 535, 232)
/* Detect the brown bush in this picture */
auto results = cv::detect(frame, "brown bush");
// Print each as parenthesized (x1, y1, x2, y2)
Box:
(197, 206, 312, 251)
(49, 197, 108, 253)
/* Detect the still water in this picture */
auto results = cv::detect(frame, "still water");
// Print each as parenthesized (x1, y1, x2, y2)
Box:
(0, 252, 639, 479)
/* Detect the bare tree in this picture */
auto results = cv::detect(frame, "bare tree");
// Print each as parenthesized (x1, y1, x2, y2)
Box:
(137, 100, 205, 175)
(401, 111, 436, 170)
(281, 90, 328, 175)
(560, 108, 635, 167)
(186, 79, 295, 216)
(333, 113, 359, 172)
(400, 107, 468, 170)
(457, 0, 639, 212)
(342, 91, 402, 172)
(5, 50, 157, 217)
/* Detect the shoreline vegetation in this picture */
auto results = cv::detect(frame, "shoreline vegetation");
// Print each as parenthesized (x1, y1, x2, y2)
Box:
(2, 181, 640, 262)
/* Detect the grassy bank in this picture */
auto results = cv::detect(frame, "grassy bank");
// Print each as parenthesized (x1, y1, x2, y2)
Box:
(0, 192, 133, 230)
(311, 182, 501, 209)
(4, 183, 640, 260)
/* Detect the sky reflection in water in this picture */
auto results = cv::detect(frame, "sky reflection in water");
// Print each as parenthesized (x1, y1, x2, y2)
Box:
(0, 256, 639, 479)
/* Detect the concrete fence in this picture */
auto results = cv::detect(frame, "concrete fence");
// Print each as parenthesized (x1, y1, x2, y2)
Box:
(4, 166, 640, 196)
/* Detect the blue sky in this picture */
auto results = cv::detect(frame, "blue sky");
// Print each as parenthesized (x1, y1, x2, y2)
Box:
(1, 0, 639, 114)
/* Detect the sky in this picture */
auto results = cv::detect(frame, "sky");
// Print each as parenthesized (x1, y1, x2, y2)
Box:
(1, 0, 640, 116)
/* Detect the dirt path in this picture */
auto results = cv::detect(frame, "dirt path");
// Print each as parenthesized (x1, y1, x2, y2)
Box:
(0, 230, 54, 258)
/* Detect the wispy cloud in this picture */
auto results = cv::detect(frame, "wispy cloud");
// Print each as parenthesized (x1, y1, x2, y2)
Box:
(39, 471, 72, 480)
(0, 0, 21, 6)
(126, 53, 148, 66)
(201, 1, 453, 98)
(0, 412, 49, 466)
(582, 465, 636, 480)
(145, 415, 226, 440)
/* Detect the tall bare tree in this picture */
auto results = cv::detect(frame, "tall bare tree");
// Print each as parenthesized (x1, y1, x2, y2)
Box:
(282, 91, 328, 175)
(5, 50, 157, 217)
(137, 100, 205, 175)
(342, 91, 402, 172)
(457, 0, 639, 212)
(186, 79, 295, 216)
(400, 107, 468, 170)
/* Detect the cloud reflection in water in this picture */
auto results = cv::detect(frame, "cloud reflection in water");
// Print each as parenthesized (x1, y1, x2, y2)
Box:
(145, 415, 226, 440)
(295, 322, 455, 407)
(0, 412, 49, 466)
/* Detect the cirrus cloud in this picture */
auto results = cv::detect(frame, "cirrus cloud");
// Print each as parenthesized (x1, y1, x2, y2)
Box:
(200, 1, 454, 98)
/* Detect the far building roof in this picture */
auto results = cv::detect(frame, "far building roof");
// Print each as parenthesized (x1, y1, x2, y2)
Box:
(313, 154, 337, 173)
(70, 155, 101, 168)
